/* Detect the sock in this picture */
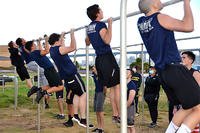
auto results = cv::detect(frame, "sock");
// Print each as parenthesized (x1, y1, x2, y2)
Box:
(68, 115, 72, 120)
(176, 124, 191, 133)
(165, 121, 179, 133)
(74, 114, 79, 118)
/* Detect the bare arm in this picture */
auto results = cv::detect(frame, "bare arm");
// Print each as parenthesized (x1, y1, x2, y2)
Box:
(127, 90, 136, 107)
(59, 29, 76, 55)
(40, 36, 50, 56)
(85, 36, 90, 46)
(193, 71, 200, 86)
(37, 38, 43, 51)
(158, 0, 194, 32)
(99, 17, 112, 44)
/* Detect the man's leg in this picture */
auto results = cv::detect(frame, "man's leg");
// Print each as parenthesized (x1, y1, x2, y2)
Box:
(79, 93, 86, 119)
(99, 111, 104, 130)
(178, 104, 200, 132)
(113, 84, 120, 117)
(26, 79, 33, 88)
(110, 87, 119, 120)
(134, 90, 139, 114)
(166, 108, 192, 133)
(57, 98, 64, 115)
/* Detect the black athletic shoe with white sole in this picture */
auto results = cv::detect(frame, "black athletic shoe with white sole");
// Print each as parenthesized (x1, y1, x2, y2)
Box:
(27, 86, 41, 97)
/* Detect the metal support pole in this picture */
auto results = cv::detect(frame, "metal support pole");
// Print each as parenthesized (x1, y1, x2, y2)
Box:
(14, 76, 18, 110)
(120, 0, 127, 132)
(86, 45, 89, 133)
(141, 44, 145, 124)
(37, 65, 41, 133)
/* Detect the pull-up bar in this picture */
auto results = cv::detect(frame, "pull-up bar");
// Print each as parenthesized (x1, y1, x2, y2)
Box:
(33, 0, 183, 42)
(64, 0, 183, 34)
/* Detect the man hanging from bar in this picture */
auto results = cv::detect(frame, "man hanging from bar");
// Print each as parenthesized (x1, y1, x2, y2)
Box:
(137, 0, 200, 133)
(85, 4, 121, 124)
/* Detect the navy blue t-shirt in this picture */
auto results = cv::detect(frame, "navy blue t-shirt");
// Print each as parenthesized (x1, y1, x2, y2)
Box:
(30, 50, 53, 69)
(86, 21, 112, 56)
(50, 46, 77, 80)
(137, 12, 181, 70)
(92, 73, 103, 93)
(19, 46, 33, 64)
(127, 80, 137, 105)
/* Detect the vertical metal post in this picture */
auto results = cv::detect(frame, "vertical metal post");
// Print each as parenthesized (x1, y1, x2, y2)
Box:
(37, 65, 40, 133)
(120, 0, 127, 132)
(14, 76, 18, 110)
(86, 45, 90, 133)
(141, 43, 145, 124)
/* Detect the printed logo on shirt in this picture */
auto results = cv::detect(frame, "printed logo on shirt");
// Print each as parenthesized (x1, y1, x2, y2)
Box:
(87, 24, 97, 34)
(138, 18, 154, 33)
(132, 77, 140, 81)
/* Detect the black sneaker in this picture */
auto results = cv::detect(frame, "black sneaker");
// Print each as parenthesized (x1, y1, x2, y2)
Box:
(148, 122, 157, 128)
(112, 116, 120, 124)
(63, 119, 73, 127)
(78, 119, 86, 128)
(72, 115, 80, 123)
(35, 90, 46, 103)
(55, 114, 65, 119)
(92, 128, 99, 132)
(27, 86, 40, 97)
(98, 129, 104, 133)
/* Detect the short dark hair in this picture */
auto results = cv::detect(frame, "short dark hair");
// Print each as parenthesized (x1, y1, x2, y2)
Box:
(25, 41, 34, 51)
(87, 4, 100, 21)
(127, 68, 134, 75)
(48, 33, 60, 45)
(16, 38, 23, 46)
(182, 51, 195, 63)
(89, 65, 94, 70)
(8, 41, 14, 48)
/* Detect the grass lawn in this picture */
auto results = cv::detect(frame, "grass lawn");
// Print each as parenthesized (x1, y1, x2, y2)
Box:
(0, 74, 169, 133)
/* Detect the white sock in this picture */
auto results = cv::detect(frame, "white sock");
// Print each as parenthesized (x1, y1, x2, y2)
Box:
(176, 124, 191, 133)
(165, 121, 179, 133)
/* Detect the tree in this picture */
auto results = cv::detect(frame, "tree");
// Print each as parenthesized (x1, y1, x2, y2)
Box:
(130, 57, 149, 73)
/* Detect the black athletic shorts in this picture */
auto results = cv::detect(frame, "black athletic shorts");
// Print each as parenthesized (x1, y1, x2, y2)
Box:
(95, 52, 120, 88)
(44, 67, 63, 87)
(64, 73, 86, 96)
(56, 90, 63, 99)
(159, 64, 200, 109)
(65, 86, 74, 104)
(16, 66, 30, 81)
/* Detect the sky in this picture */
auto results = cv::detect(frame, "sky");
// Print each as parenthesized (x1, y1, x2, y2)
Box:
(0, 0, 199, 54)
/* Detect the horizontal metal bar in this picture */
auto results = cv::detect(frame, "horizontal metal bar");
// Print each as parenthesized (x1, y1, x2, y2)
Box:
(33, 0, 183, 41)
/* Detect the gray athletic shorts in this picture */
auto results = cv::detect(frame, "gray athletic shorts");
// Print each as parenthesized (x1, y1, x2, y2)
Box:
(127, 105, 135, 125)
(94, 92, 105, 112)
(27, 61, 48, 87)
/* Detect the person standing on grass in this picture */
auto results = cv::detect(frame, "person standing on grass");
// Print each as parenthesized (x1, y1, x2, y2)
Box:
(49, 31, 88, 128)
(126, 69, 137, 133)
(90, 66, 105, 133)
(85, 4, 120, 124)
(131, 66, 142, 116)
(25, 36, 64, 103)
(138, 0, 200, 132)
(144, 66, 160, 128)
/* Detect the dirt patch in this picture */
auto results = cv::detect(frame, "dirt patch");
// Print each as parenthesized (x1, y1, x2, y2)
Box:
(0, 107, 169, 133)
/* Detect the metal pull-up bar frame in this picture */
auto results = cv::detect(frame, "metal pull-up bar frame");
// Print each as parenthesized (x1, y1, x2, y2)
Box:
(33, 0, 183, 42)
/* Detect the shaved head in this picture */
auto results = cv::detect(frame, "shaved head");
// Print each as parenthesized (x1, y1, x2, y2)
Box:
(139, 0, 163, 14)
(138, 0, 153, 14)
